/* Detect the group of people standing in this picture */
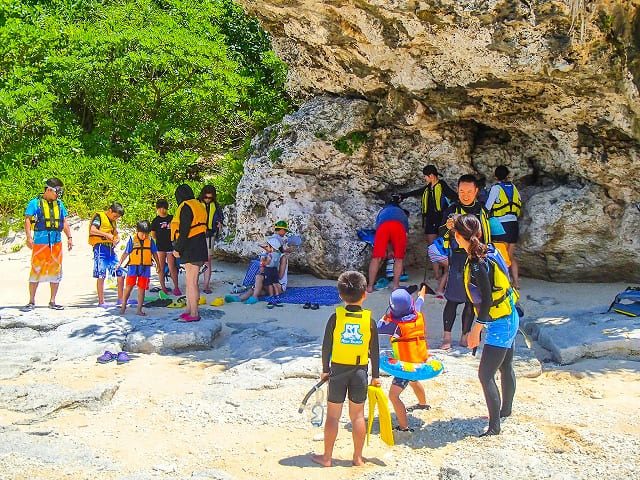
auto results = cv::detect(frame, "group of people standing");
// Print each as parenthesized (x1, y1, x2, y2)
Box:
(24, 180, 223, 321)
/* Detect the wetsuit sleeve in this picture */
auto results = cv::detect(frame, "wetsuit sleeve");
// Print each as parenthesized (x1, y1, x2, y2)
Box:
(401, 187, 425, 199)
(173, 203, 193, 254)
(369, 319, 380, 378)
(485, 185, 500, 211)
(322, 314, 337, 373)
(469, 259, 493, 322)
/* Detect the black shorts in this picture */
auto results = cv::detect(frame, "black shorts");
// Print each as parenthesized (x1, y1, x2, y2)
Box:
(262, 266, 279, 286)
(423, 213, 443, 235)
(327, 364, 368, 404)
(492, 220, 519, 244)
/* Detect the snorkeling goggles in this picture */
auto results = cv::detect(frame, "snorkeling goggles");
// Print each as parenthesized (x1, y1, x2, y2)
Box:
(45, 181, 64, 199)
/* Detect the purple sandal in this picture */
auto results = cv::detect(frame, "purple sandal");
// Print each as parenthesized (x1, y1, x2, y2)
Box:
(97, 351, 117, 364)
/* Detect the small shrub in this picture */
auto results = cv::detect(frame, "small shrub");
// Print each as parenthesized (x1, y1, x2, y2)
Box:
(269, 148, 283, 162)
(333, 131, 368, 155)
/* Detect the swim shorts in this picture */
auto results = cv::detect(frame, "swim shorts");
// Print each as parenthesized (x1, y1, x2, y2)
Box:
(327, 365, 368, 404)
(372, 220, 407, 259)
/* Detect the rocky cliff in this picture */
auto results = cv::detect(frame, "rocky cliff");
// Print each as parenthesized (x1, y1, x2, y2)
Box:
(221, 0, 640, 282)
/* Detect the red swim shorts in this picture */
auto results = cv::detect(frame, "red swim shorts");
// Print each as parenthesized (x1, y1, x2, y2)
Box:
(372, 220, 407, 259)
(125, 275, 150, 290)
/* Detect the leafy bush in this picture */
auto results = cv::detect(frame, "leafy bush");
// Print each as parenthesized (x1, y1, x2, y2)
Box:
(334, 131, 368, 155)
(0, 0, 293, 226)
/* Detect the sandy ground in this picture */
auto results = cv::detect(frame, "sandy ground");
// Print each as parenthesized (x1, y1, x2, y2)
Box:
(1, 219, 640, 479)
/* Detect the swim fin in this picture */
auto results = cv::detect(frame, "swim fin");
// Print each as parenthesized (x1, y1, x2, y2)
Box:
(367, 386, 394, 446)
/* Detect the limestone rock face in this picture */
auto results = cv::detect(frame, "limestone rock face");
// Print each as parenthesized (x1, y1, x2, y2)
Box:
(226, 0, 640, 281)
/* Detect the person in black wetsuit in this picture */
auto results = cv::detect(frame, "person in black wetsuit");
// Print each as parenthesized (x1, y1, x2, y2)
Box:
(438, 174, 491, 350)
(452, 214, 519, 436)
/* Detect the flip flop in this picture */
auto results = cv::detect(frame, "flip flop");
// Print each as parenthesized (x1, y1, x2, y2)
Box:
(303, 302, 311, 309)
(198, 296, 206, 305)
(48, 302, 64, 310)
(168, 296, 187, 308)
(310, 303, 319, 310)
(202, 288, 213, 294)
(210, 297, 225, 306)
(97, 351, 117, 364)
(406, 404, 431, 412)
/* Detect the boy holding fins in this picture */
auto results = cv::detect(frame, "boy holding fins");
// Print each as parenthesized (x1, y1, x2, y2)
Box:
(312, 271, 380, 467)
(377, 286, 431, 432)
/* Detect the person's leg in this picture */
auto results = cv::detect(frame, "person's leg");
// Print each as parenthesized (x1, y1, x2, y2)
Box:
(392, 257, 404, 291)
(312, 401, 343, 467)
(28, 282, 38, 305)
(49, 282, 59, 304)
(507, 242, 519, 289)
(241, 273, 264, 301)
(498, 344, 516, 418)
(408, 381, 427, 406)
(441, 300, 459, 349)
(348, 401, 366, 466)
(389, 223, 407, 291)
(120, 284, 134, 314)
(136, 286, 146, 315)
(167, 254, 179, 290)
(459, 302, 476, 347)
(389, 381, 408, 429)
(157, 251, 168, 291)
(437, 259, 448, 295)
(96, 278, 106, 305)
(184, 263, 200, 317)
(202, 254, 212, 292)
(478, 344, 509, 435)
(425, 233, 439, 279)
(367, 257, 383, 293)
(116, 276, 125, 303)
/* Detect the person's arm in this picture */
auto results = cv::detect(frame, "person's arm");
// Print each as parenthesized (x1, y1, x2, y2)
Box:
(485, 185, 500, 211)
(117, 238, 132, 268)
(401, 186, 425, 200)
(470, 259, 493, 321)
(369, 318, 380, 385)
(24, 216, 34, 249)
(438, 204, 455, 238)
(442, 181, 458, 206)
(173, 204, 193, 254)
(62, 217, 73, 251)
(321, 314, 337, 374)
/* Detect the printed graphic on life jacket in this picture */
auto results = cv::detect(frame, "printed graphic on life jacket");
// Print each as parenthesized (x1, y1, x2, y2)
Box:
(340, 323, 364, 345)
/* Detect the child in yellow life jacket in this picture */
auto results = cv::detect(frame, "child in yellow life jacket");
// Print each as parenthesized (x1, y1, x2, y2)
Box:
(312, 271, 380, 468)
(376, 286, 431, 432)
(117, 220, 160, 316)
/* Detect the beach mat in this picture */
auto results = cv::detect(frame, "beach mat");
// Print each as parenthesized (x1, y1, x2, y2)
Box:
(259, 286, 341, 306)
(242, 258, 261, 287)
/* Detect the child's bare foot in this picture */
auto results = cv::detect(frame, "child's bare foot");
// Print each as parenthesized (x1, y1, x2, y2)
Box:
(311, 454, 332, 467)
(439, 342, 451, 350)
(136, 310, 146, 317)
(366, 286, 374, 294)
(352, 456, 366, 466)
(119, 306, 126, 315)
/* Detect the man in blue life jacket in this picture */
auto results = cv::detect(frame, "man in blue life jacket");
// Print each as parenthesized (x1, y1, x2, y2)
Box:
(23, 177, 73, 310)
(485, 166, 522, 288)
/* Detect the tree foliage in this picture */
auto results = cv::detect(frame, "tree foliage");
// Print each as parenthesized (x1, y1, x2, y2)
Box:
(0, 0, 292, 224)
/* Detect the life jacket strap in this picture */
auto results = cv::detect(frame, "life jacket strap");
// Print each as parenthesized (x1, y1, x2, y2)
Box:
(391, 336, 426, 343)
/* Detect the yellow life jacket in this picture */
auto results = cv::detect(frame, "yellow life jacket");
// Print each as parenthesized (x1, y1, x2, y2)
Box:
(443, 203, 492, 250)
(389, 312, 428, 364)
(88, 211, 117, 246)
(33, 197, 63, 231)
(464, 245, 519, 319)
(491, 182, 521, 217)
(129, 236, 153, 266)
(203, 201, 217, 231)
(171, 199, 207, 242)
(421, 181, 448, 214)
(331, 307, 371, 366)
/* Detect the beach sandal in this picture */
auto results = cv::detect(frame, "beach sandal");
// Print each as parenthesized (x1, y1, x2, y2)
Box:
(168, 296, 187, 308)
(158, 290, 171, 300)
(267, 301, 275, 309)
(144, 298, 173, 308)
(225, 295, 241, 303)
(173, 287, 183, 296)
(406, 404, 431, 412)
(374, 278, 389, 290)
(310, 303, 319, 310)
(202, 288, 213, 294)
(23, 302, 35, 311)
(198, 296, 206, 305)
(97, 351, 117, 364)
(243, 296, 259, 305)
(116, 351, 130, 364)
(179, 315, 201, 322)
(48, 302, 64, 310)
(393, 425, 414, 432)
(97, 302, 115, 308)
(303, 302, 311, 309)
(210, 297, 225, 306)
(149, 286, 161, 293)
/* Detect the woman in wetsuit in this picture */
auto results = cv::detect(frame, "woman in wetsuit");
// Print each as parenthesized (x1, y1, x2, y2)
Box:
(452, 214, 519, 437)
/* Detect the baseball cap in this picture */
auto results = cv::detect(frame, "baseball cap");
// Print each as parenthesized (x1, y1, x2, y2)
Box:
(274, 220, 289, 231)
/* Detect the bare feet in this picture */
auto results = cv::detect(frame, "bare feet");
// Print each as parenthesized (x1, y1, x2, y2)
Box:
(311, 454, 332, 467)
(119, 306, 126, 315)
(136, 310, 146, 316)
(352, 456, 366, 466)
(459, 333, 469, 348)
(439, 343, 451, 350)
(440, 332, 451, 350)
(366, 286, 374, 294)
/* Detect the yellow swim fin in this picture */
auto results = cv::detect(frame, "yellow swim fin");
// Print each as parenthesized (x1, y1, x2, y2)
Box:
(367, 385, 395, 447)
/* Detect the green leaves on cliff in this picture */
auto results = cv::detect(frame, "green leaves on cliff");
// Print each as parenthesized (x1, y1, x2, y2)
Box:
(0, 0, 292, 221)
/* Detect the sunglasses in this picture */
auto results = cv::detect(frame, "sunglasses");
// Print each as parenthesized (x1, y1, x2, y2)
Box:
(47, 186, 64, 198)
(203, 196, 214, 200)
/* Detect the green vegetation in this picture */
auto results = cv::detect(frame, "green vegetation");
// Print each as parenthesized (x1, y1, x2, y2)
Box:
(268, 148, 283, 162)
(333, 131, 368, 155)
(0, 0, 292, 225)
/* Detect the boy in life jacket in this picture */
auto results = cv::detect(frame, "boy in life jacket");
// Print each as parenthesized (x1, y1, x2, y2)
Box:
(117, 220, 160, 316)
(89, 202, 126, 307)
(376, 287, 431, 432)
(312, 271, 380, 468)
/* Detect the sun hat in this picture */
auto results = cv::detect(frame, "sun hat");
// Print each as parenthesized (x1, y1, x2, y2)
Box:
(274, 220, 289, 231)
(388, 289, 417, 321)
(261, 236, 282, 250)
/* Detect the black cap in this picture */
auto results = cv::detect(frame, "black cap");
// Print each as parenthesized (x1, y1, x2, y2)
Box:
(423, 165, 440, 177)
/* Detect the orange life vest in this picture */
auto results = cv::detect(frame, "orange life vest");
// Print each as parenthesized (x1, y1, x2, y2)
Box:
(389, 312, 428, 364)
(170, 199, 207, 242)
(129, 236, 153, 266)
